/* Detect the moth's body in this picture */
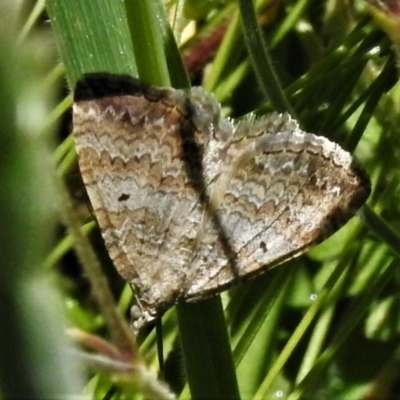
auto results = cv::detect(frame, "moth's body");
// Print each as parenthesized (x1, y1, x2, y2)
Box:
(73, 73, 370, 330)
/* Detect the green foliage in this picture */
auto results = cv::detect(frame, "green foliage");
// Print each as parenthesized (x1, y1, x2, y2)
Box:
(0, 1, 84, 398)
(6, 0, 400, 399)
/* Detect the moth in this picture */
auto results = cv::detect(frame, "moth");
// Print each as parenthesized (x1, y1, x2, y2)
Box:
(73, 73, 370, 331)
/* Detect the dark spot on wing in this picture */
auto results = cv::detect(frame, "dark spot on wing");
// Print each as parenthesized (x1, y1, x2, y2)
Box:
(118, 193, 130, 202)
(259, 241, 267, 252)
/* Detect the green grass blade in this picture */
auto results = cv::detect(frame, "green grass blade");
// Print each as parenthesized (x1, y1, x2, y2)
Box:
(237, 0, 295, 114)
(46, 0, 136, 83)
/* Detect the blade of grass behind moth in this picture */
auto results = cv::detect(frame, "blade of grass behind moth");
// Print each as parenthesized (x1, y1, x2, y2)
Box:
(46, 0, 137, 85)
(345, 57, 396, 152)
(269, 0, 310, 48)
(177, 298, 241, 400)
(231, 268, 293, 396)
(203, 2, 242, 93)
(17, 0, 46, 44)
(294, 300, 335, 385)
(124, 0, 170, 86)
(152, 0, 190, 88)
(360, 206, 400, 258)
(230, 266, 292, 367)
(237, 0, 295, 115)
(124, 0, 189, 88)
(43, 221, 96, 270)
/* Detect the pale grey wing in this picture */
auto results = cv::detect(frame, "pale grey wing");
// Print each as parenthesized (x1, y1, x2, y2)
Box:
(185, 117, 370, 300)
(73, 75, 209, 325)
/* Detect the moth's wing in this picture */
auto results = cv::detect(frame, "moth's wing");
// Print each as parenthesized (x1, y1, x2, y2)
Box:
(186, 114, 370, 300)
(73, 74, 209, 325)
(73, 77, 370, 328)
